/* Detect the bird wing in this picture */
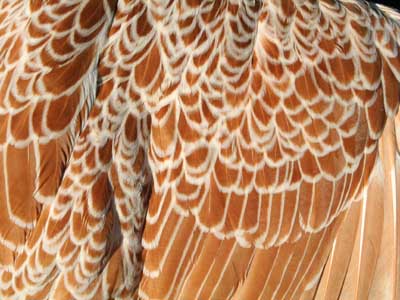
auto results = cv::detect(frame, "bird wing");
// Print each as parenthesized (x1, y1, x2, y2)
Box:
(0, 0, 118, 299)
(9, 1, 155, 299)
(1, 1, 400, 300)
(314, 4, 400, 300)
(137, 1, 400, 299)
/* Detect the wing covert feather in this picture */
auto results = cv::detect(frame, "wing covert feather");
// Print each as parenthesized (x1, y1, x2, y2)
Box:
(138, 0, 400, 299)
(0, 0, 120, 299)
(0, 0, 400, 299)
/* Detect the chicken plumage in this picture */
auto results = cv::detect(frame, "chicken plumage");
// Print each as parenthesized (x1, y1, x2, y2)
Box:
(0, 0, 399, 299)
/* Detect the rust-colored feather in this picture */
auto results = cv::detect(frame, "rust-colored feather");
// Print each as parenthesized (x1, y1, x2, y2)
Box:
(0, 0, 400, 299)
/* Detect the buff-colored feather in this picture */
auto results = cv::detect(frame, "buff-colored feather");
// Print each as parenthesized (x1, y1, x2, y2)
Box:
(0, 1, 399, 299)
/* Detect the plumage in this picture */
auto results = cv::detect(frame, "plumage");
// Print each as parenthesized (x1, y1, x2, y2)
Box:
(0, 0, 399, 299)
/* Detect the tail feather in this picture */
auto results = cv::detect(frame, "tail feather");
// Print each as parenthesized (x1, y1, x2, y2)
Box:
(339, 166, 384, 300)
(313, 201, 362, 300)
(371, 119, 400, 300)
(313, 116, 400, 300)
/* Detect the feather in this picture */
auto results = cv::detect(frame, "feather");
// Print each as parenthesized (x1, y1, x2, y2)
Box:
(0, 0, 400, 299)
